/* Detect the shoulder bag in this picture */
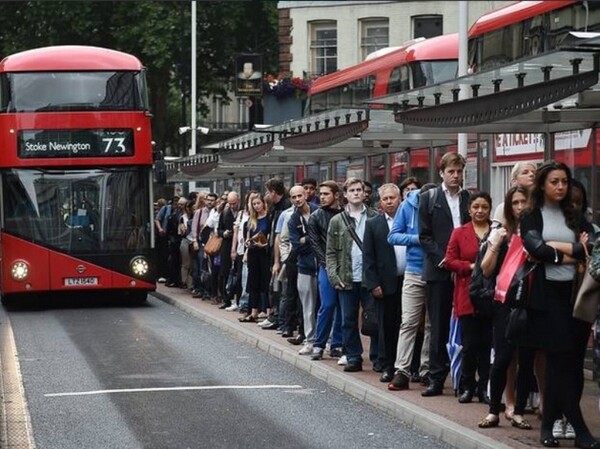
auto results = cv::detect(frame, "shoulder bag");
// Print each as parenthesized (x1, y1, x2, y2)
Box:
(204, 232, 223, 256)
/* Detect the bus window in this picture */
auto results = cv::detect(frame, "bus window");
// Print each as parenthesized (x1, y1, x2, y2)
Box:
(411, 60, 457, 87)
(388, 65, 410, 93)
(479, 24, 523, 70)
(2, 71, 147, 113)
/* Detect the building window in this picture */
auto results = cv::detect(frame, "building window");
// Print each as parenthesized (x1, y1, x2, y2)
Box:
(413, 15, 443, 39)
(360, 18, 389, 60)
(310, 21, 337, 75)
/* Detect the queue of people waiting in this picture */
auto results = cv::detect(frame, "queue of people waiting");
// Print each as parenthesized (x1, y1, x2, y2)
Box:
(154, 157, 600, 449)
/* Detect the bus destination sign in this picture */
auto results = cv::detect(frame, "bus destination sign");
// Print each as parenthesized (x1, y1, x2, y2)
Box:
(18, 129, 134, 158)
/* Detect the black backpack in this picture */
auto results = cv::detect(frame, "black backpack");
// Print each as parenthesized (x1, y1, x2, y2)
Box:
(166, 209, 181, 236)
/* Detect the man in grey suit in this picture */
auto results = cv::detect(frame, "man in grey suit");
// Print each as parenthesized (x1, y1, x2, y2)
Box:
(363, 183, 405, 382)
(419, 152, 470, 397)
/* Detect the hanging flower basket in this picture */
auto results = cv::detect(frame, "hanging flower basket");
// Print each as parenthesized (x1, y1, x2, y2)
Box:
(263, 73, 311, 99)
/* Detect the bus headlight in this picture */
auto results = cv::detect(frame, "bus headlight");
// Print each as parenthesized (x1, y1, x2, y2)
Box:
(130, 257, 149, 276)
(11, 261, 30, 281)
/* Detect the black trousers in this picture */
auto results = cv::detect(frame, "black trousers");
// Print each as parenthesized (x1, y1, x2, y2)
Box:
(426, 280, 454, 385)
(375, 276, 403, 372)
(488, 302, 535, 416)
(540, 280, 594, 441)
(459, 313, 492, 393)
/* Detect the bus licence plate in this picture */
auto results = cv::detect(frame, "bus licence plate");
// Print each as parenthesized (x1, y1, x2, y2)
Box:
(64, 277, 99, 286)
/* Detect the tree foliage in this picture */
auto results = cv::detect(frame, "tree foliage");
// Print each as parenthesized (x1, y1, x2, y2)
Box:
(0, 1, 279, 155)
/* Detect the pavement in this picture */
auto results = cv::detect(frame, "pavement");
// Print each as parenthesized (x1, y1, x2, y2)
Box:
(154, 283, 600, 449)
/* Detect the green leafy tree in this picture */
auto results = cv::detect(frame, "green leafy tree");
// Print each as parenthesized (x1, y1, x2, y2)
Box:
(0, 1, 279, 156)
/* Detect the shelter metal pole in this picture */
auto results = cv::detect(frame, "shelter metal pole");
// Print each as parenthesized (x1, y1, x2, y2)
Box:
(458, 1, 468, 158)
(191, 1, 197, 157)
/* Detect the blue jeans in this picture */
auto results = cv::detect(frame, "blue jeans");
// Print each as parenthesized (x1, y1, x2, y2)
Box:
(338, 282, 364, 364)
(314, 266, 342, 350)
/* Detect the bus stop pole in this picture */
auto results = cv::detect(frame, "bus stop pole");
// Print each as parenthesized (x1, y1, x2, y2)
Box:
(190, 1, 197, 158)
(458, 1, 468, 159)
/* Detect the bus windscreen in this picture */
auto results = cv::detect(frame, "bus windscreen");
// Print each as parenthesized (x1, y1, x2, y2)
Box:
(0, 71, 147, 112)
(2, 167, 151, 254)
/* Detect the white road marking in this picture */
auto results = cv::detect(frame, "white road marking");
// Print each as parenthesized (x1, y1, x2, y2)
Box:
(45, 384, 303, 398)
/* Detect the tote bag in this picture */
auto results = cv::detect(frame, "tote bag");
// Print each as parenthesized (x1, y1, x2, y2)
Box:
(494, 235, 536, 307)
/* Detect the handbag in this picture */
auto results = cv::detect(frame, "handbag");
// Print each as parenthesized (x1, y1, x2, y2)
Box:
(204, 233, 223, 256)
(225, 266, 239, 297)
(505, 307, 528, 343)
(361, 294, 378, 336)
(572, 241, 590, 302)
(588, 237, 600, 282)
(494, 235, 537, 307)
(573, 269, 600, 323)
(468, 241, 494, 317)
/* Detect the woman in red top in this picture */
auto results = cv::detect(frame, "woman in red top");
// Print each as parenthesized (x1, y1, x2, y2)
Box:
(445, 192, 493, 404)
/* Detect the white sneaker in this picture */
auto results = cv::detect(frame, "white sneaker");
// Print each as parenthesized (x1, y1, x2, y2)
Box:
(564, 422, 576, 439)
(257, 319, 270, 327)
(257, 312, 268, 319)
(157, 277, 167, 283)
(298, 344, 313, 355)
(337, 355, 348, 366)
(552, 419, 565, 439)
(225, 304, 239, 312)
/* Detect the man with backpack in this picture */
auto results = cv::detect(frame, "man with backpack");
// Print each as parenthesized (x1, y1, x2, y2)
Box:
(418, 153, 470, 397)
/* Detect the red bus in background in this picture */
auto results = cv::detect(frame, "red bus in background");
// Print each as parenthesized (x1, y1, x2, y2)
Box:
(0, 46, 156, 304)
(467, 0, 600, 72)
(308, 33, 459, 114)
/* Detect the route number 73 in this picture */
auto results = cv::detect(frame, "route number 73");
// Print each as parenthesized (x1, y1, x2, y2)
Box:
(102, 137, 127, 153)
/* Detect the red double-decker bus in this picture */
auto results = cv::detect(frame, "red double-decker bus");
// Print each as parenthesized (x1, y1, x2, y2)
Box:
(308, 33, 459, 114)
(0, 45, 156, 304)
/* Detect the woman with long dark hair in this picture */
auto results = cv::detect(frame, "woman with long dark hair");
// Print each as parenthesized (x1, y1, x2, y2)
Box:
(477, 186, 535, 430)
(519, 160, 597, 448)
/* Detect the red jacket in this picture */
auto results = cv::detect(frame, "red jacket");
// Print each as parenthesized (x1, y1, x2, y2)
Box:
(445, 222, 482, 317)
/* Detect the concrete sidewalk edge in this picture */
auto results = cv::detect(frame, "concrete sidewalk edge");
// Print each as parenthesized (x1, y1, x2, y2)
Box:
(153, 292, 512, 449)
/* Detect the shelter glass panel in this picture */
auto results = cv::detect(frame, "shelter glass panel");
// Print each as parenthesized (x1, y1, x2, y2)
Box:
(369, 154, 386, 192)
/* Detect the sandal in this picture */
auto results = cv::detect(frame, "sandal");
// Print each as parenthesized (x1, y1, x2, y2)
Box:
(238, 315, 257, 323)
(478, 415, 500, 428)
(510, 417, 532, 430)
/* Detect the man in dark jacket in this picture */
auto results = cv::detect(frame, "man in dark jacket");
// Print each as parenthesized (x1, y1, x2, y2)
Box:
(363, 183, 405, 382)
(307, 180, 344, 360)
(288, 185, 319, 355)
(216, 191, 239, 307)
(419, 152, 470, 396)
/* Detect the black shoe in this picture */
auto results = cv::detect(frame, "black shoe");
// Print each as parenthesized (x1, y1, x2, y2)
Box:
(388, 372, 410, 391)
(344, 362, 363, 372)
(287, 335, 304, 346)
(329, 347, 343, 358)
(218, 302, 231, 310)
(421, 383, 443, 397)
(477, 391, 490, 404)
(281, 331, 293, 338)
(458, 390, 474, 404)
(410, 372, 421, 383)
(380, 370, 394, 383)
(420, 373, 431, 386)
(541, 429, 560, 448)
(372, 362, 384, 373)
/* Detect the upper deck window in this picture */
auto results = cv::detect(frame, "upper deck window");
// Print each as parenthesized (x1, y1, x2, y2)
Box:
(0, 70, 148, 113)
